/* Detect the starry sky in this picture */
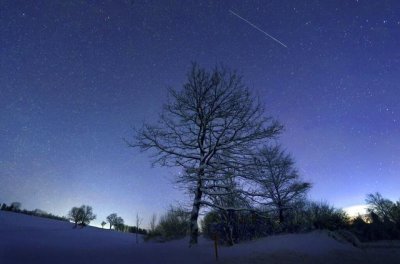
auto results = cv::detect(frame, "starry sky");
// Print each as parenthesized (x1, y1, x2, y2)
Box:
(1, 0, 399, 227)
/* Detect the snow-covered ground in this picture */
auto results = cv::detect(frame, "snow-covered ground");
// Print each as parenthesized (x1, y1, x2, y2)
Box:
(1, 211, 399, 264)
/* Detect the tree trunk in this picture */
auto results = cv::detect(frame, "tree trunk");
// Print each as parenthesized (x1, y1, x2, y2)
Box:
(278, 207, 284, 224)
(225, 210, 235, 246)
(189, 178, 203, 246)
(109, 223, 112, 229)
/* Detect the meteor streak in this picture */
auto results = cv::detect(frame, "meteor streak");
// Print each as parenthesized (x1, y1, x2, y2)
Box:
(229, 9, 287, 48)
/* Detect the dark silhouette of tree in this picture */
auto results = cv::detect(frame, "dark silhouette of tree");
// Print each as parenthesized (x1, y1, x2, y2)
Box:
(106, 213, 118, 229)
(366, 192, 400, 228)
(155, 206, 190, 240)
(114, 216, 125, 231)
(79, 205, 96, 226)
(68, 207, 82, 227)
(149, 213, 157, 233)
(10, 202, 21, 211)
(366, 193, 395, 221)
(101, 221, 106, 228)
(130, 63, 282, 245)
(135, 213, 143, 243)
(254, 145, 311, 223)
(68, 205, 96, 227)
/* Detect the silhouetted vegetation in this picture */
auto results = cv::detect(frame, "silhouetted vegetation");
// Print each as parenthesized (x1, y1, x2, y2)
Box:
(349, 193, 400, 242)
(126, 225, 147, 235)
(202, 209, 274, 245)
(114, 216, 125, 231)
(102, 213, 146, 234)
(285, 201, 349, 232)
(0, 202, 68, 222)
(201, 200, 351, 245)
(131, 63, 283, 245)
(253, 145, 311, 224)
(106, 213, 120, 229)
(146, 206, 190, 241)
(68, 205, 96, 227)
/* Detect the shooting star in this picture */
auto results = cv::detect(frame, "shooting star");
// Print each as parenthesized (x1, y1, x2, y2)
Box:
(229, 9, 287, 48)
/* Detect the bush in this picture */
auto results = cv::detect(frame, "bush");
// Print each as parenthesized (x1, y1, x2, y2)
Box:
(202, 209, 274, 245)
(307, 202, 349, 230)
(348, 193, 400, 241)
(147, 206, 190, 241)
(284, 201, 349, 232)
(350, 212, 400, 242)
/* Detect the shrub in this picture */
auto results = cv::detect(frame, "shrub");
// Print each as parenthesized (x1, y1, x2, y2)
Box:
(202, 209, 274, 245)
(350, 212, 400, 242)
(349, 193, 400, 241)
(284, 201, 349, 232)
(307, 202, 349, 230)
(148, 206, 190, 241)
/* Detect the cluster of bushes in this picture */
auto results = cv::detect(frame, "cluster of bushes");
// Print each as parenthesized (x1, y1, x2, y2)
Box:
(126, 225, 147, 235)
(202, 209, 275, 245)
(146, 206, 190, 241)
(283, 201, 349, 232)
(201, 193, 400, 245)
(146, 200, 352, 245)
(350, 193, 400, 242)
(201, 201, 348, 245)
(0, 202, 68, 222)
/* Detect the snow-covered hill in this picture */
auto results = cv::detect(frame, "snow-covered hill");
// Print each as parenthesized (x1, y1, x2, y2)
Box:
(1, 210, 399, 264)
(0, 211, 214, 264)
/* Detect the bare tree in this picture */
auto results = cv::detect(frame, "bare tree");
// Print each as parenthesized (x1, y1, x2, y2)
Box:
(136, 213, 143, 243)
(106, 213, 118, 229)
(114, 216, 125, 231)
(79, 205, 96, 226)
(101, 221, 106, 229)
(68, 205, 96, 227)
(68, 207, 82, 227)
(254, 145, 311, 223)
(149, 213, 157, 233)
(366, 192, 397, 222)
(130, 64, 282, 245)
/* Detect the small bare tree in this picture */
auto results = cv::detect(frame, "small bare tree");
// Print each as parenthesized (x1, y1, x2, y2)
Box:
(254, 145, 311, 223)
(136, 213, 143, 243)
(101, 221, 106, 228)
(130, 64, 282, 245)
(149, 213, 157, 233)
(366, 192, 397, 222)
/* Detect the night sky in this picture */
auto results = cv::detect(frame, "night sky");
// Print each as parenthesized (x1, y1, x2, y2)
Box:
(1, 0, 399, 227)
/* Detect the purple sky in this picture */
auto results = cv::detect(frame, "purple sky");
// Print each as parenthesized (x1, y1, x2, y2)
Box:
(1, 0, 399, 227)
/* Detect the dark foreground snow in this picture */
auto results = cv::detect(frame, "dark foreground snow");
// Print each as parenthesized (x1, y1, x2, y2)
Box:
(1, 211, 399, 264)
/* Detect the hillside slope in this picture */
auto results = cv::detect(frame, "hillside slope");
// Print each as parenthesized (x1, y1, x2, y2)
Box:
(1, 210, 399, 264)
(0, 211, 214, 264)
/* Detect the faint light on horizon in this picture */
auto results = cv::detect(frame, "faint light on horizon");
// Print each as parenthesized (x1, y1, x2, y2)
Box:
(343, 204, 368, 217)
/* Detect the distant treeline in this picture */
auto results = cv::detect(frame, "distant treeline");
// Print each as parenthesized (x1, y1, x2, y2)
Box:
(124, 225, 147, 235)
(0, 202, 148, 235)
(0, 202, 68, 222)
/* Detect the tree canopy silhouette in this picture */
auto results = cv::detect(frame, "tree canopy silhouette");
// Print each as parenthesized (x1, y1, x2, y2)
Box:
(130, 63, 282, 245)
